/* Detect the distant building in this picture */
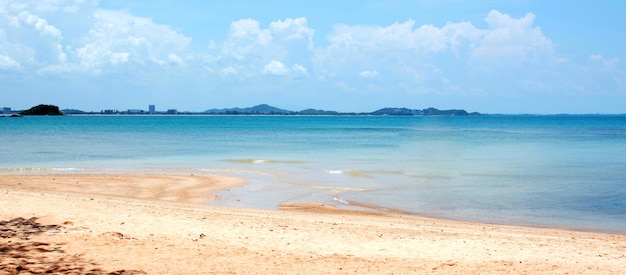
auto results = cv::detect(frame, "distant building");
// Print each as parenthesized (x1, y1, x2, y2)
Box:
(149, 105, 156, 114)
(127, 109, 144, 114)
(101, 109, 118, 114)
(166, 109, 177, 114)
(2, 107, 11, 114)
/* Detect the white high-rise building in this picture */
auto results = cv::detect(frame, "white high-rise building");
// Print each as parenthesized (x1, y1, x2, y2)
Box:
(149, 105, 155, 114)
(3, 107, 11, 114)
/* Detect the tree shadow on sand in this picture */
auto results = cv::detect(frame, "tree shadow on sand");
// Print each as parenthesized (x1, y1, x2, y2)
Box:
(0, 217, 145, 275)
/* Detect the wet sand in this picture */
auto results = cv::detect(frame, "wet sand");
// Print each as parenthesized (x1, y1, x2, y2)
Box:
(1, 174, 625, 274)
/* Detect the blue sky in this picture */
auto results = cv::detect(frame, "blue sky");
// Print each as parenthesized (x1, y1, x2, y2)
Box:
(1, 0, 625, 114)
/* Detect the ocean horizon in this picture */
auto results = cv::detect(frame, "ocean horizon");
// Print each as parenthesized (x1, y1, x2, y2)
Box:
(1, 115, 625, 233)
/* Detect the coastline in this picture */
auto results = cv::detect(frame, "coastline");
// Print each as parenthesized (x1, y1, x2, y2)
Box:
(1, 173, 625, 274)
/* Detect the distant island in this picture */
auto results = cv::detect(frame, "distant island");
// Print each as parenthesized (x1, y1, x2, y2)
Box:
(8, 104, 480, 116)
(20, 104, 63, 116)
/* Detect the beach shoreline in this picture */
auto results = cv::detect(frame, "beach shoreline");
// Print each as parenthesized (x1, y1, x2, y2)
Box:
(1, 173, 625, 274)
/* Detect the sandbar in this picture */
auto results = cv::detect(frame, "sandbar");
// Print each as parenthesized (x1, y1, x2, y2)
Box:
(1, 174, 625, 274)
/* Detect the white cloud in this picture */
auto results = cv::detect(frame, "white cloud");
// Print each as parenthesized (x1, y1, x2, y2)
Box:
(17, 11, 62, 38)
(0, 55, 21, 70)
(259, 60, 310, 77)
(262, 60, 288, 75)
(270, 17, 315, 49)
(56, 44, 67, 62)
(110, 52, 129, 65)
(359, 70, 378, 78)
(574, 54, 625, 95)
(72, 9, 192, 73)
(0, 5, 68, 69)
(313, 18, 484, 97)
(312, 9, 589, 99)
(323, 20, 481, 56)
(291, 63, 308, 76)
(0, 1, 87, 72)
(168, 53, 184, 66)
(336, 81, 354, 92)
(470, 10, 553, 62)
(230, 19, 266, 40)
(211, 17, 314, 79)
(314, 19, 482, 79)
(222, 19, 267, 62)
(220, 66, 239, 78)
(587, 54, 619, 72)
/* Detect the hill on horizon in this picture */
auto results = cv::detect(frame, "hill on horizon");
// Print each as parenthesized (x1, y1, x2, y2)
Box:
(204, 104, 293, 115)
(59, 104, 479, 116)
(203, 104, 478, 116)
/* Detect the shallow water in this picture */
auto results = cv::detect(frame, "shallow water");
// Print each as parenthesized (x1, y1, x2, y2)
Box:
(1, 115, 625, 232)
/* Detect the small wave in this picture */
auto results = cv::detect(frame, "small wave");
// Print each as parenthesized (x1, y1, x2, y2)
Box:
(348, 170, 403, 177)
(0, 167, 84, 173)
(325, 169, 345, 174)
(52, 167, 79, 171)
(325, 169, 403, 177)
(301, 185, 370, 192)
(333, 196, 350, 205)
(0, 167, 53, 172)
(225, 159, 272, 164)
(198, 168, 272, 175)
(224, 159, 305, 165)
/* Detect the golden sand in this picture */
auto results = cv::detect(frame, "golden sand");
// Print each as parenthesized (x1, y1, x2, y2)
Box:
(1, 174, 625, 274)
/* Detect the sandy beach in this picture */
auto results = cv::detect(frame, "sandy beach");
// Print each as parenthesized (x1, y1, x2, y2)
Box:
(1, 174, 625, 274)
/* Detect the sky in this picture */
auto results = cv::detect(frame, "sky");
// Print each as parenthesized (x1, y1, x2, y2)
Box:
(1, 0, 625, 114)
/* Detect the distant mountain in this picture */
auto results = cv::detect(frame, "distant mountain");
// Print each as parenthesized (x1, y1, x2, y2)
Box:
(203, 104, 479, 116)
(298, 108, 340, 115)
(204, 104, 294, 115)
(370, 107, 422, 115)
(14, 104, 479, 116)
(371, 107, 478, 116)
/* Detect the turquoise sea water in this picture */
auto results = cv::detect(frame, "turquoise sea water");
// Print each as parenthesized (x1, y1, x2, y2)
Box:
(1, 115, 625, 233)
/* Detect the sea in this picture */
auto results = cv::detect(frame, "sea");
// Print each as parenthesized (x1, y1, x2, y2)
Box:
(1, 115, 625, 233)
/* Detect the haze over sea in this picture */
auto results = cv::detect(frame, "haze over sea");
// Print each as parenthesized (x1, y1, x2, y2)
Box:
(2, 115, 625, 233)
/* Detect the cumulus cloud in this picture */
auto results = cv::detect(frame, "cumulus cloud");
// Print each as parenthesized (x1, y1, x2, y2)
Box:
(220, 66, 239, 78)
(222, 18, 275, 62)
(262, 60, 289, 75)
(211, 17, 314, 79)
(573, 54, 625, 95)
(313, 19, 484, 96)
(16, 11, 62, 38)
(291, 63, 308, 76)
(321, 20, 481, 59)
(471, 10, 553, 63)
(0, 4, 68, 70)
(359, 70, 378, 78)
(587, 54, 619, 72)
(314, 19, 482, 77)
(269, 17, 315, 49)
(261, 60, 310, 77)
(71, 10, 192, 73)
(0, 1, 192, 75)
(168, 54, 184, 66)
(109, 52, 130, 65)
(0, 55, 21, 70)
(312, 9, 592, 98)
